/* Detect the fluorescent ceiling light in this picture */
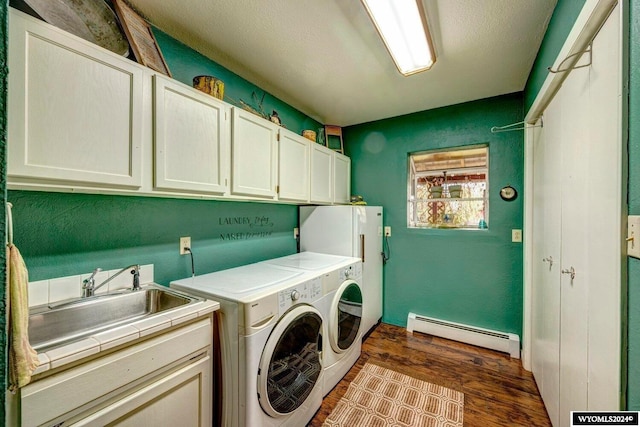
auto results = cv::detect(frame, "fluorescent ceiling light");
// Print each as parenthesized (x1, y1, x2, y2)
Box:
(362, 0, 436, 76)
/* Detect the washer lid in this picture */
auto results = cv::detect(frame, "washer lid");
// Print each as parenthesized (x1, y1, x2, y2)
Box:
(170, 263, 303, 300)
(264, 252, 351, 271)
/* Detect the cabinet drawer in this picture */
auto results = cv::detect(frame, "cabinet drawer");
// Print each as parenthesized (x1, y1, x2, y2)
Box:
(21, 318, 212, 427)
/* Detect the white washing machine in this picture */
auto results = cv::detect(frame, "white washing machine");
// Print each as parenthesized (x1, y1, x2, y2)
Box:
(262, 252, 364, 396)
(170, 262, 325, 427)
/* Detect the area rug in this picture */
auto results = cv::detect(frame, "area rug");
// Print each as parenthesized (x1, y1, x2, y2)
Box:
(322, 363, 464, 427)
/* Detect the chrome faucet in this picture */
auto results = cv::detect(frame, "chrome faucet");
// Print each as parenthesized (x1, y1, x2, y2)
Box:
(82, 264, 141, 297)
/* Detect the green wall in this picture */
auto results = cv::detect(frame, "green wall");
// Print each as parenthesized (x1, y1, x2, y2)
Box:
(523, 0, 587, 112)
(8, 192, 297, 285)
(152, 28, 321, 136)
(628, 0, 640, 411)
(344, 93, 524, 335)
(0, 0, 7, 419)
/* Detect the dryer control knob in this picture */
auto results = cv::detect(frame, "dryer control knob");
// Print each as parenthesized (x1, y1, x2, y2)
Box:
(290, 290, 300, 301)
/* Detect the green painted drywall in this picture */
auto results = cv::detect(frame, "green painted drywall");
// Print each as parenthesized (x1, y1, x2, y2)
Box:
(344, 93, 524, 335)
(0, 0, 7, 419)
(628, 0, 640, 410)
(8, 191, 298, 285)
(524, 0, 587, 112)
(152, 28, 322, 136)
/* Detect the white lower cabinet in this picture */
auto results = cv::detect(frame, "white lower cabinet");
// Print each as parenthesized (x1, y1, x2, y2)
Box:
(20, 318, 213, 427)
(8, 9, 144, 190)
(310, 143, 333, 204)
(73, 356, 210, 427)
(278, 129, 310, 202)
(231, 108, 279, 198)
(154, 75, 230, 195)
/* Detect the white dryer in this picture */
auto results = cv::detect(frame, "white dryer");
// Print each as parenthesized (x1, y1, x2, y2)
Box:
(171, 262, 325, 427)
(262, 252, 364, 396)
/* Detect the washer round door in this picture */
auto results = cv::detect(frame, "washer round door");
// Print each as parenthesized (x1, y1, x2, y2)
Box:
(329, 280, 363, 353)
(257, 304, 323, 417)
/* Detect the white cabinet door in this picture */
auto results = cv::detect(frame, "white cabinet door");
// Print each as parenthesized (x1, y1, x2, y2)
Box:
(278, 129, 310, 202)
(333, 152, 351, 204)
(8, 9, 143, 189)
(310, 144, 333, 204)
(73, 356, 212, 427)
(231, 108, 278, 198)
(154, 75, 230, 195)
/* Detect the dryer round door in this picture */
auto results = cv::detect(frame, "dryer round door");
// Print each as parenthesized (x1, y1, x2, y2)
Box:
(257, 304, 323, 417)
(329, 280, 363, 353)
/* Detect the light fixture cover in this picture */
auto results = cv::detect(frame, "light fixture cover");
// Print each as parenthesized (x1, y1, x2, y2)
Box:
(362, 0, 436, 76)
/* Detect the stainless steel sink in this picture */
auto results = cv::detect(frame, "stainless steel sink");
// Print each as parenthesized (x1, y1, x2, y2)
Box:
(29, 285, 201, 352)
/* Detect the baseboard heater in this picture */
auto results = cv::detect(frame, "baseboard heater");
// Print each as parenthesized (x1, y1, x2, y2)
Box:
(407, 312, 520, 359)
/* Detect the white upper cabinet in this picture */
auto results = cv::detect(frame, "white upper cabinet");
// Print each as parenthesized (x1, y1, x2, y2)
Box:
(6, 8, 349, 205)
(277, 129, 310, 203)
(153, 75, 230, 195)
(231, 108, 278, 198)
(8, 9, 144, 189)
(310, 143, 333, 204)
(333, 152, 351, 204)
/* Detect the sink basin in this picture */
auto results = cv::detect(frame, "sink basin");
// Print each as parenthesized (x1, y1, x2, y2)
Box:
(29, 285, 201, 352)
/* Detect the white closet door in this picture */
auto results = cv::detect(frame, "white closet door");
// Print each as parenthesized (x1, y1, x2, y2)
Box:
(530, 4, 622, 423)
(532, 98, 562, 426)
(558, 53, 590, 418)
(585, 3, 621, 409)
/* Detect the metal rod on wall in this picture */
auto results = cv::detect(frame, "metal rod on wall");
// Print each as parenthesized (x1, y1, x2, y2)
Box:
(490, 119, 543, 134)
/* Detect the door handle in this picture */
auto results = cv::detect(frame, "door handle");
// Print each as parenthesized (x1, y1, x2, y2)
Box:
(542, 256, 554, 267)
(561, 266, 576, 280)
(360, 234, 365, 263)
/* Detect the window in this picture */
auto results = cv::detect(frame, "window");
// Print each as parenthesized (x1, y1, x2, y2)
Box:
(408, 145, 488, 229)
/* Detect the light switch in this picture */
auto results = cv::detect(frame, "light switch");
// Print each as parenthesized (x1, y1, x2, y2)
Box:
(629, 216, 640, 259)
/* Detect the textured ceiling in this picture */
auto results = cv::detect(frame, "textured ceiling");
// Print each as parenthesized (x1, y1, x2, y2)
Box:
(127, 0, 557, 126)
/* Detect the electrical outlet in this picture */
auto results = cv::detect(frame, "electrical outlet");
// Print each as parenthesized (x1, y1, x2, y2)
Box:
(629, 215, 640, 259)
(179, 236, 191, 255)
(384, 226, 392, 237)
(294, 227, 300, 239)
(512, 229, 522, 243)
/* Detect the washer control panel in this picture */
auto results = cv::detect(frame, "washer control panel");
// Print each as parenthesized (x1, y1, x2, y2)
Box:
(339, 262, 362, 281)
(278, 277, 322, 314)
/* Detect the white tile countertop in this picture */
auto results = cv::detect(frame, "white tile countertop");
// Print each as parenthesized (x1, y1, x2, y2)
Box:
(32, 297, 219, 375)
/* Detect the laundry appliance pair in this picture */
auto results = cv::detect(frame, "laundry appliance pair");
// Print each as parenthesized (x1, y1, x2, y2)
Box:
(170, 252, 364, 427)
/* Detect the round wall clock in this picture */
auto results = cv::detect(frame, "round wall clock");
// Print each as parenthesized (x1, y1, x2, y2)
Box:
(500, 185, 518, 201)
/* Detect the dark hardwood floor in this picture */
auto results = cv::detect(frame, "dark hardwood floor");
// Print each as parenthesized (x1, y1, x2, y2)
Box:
(309, 323, 551, 427)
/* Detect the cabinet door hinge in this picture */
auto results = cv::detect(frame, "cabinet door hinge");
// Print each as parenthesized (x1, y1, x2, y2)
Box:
(276, 185, 280, 194)
(277, 133, 280, 142)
